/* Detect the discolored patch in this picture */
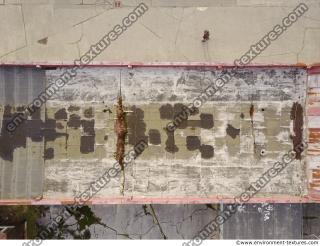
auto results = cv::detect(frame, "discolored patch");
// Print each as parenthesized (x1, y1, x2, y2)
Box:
(54, 108, 67, 120)
(81, 120, 95, 135)
(186, 136, 201, 150)
(84, 107, 94, 118)
(56, 122, 64, 129)
(104, 135, 108, 141)
(67, 114, 81, 128)
(31, 107, 41, 120)
(149, 129, 161, 145)
(159, 104, 173, 119)
(240, 113, 244, 119)
(226, 124, 240, 139)
(80, 136, 95, 154)
(0, 105, 67, 161)
(16, 106, 25, 112)
(38, 37, 48, 45)
(68, 105, 80, 112)
(127, 106, 148, 146)
(165, 130, 178, 153)
(200, 145, 214, 159)
(44, 148, 54, 160)
(200, 113, 214, 129)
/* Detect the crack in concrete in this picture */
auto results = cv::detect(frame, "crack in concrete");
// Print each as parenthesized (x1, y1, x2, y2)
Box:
(140, 23, 162, 39)
(142, 205, 168, 239)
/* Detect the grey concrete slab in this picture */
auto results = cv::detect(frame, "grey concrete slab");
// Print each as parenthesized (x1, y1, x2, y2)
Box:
(222, 204, 303, 239)
(303, 204, 320, 239)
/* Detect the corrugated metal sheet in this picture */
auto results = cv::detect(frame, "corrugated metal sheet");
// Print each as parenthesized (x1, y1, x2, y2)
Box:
(0, 67, 45, 199)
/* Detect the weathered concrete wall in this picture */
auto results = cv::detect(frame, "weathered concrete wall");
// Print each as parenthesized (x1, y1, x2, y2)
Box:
(43, 67, 307, 201)
(0, 66, 310, 202)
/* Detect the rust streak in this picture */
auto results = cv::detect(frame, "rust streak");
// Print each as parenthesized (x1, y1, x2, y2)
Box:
(290, 102, 304, 160)
(114, 96, 127, 195)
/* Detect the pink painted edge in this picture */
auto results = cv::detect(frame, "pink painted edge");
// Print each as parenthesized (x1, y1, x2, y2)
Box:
(0, 61, 312, 69)
(0, 195, 316, 205)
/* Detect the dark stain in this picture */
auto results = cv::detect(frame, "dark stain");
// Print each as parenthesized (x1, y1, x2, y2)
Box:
(159, 104, 173, 119)
(0, 105, 67, 161)
(103, 108, 112, 113)
(104, 135, 108, 141)
(80, 136, 95, 154)
(31, 106, 41, 120)
(44, 148, 54, 160)
(54, 108, 67, 120)
(200, 114, 214, 129)
(56, 122, 64, 129)
(81, 120, 95, 135)
(240, 113, 244, 119)
(249, 104, 254, 120)
(38, 37, 48, 45)
(187, 120, 201, 128)
(80, 120, 95, 154)
(68, 105, 80, 112)
(200, 145, 214, 159)
(169, 95, 178, 101)
(156, 94, 164, 101)
(186, 136, 201, 150)
(127, 106, 148, 148)
(226, 124, 240, 139)
(84, 107, 94, 118)
(67, 114, 81, 128)
(16, 106, 25, 112)
(165, 130, 178, 153)
(149, 129, 161, 145)
(290, 102, 304, 160)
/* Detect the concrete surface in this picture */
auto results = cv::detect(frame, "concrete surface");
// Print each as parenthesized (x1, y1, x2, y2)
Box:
(38, 204, 220, 239)
(222, 203, 303, 239)
(0, 66, 310, 202)
(0, 0, 320, 64)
